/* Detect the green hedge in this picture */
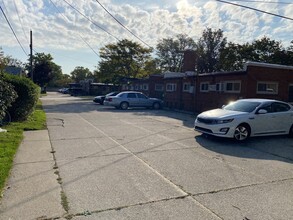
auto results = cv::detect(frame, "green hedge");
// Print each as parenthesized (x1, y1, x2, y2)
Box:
(4, 74, 40, 121)
(0, 73, 17, 120)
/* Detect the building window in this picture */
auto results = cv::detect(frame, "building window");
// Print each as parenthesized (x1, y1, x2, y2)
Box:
(183, 83, 191, 92)
(225, 81, 241, 93)
(257, 82, 278, 94)
(166, 83, 177, 92)
(155, 84, 164, 91)
(200, 82, 209, 92)
(143, 84, 149, 91)
(216, 83, 224, 91)
(135, 85, 139, 90)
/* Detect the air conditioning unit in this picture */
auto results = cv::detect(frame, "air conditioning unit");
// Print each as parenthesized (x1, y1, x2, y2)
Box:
(208, 84, 216, 91)
(189, 86, 195, 93)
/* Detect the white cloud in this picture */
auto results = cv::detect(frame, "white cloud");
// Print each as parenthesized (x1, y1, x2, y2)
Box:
(1, 0, 292, 74)
(284, 5, 293, 18)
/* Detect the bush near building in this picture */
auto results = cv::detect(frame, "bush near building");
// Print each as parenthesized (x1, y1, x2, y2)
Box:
(0, 73, 17, 121)
(4, 74, 40, 121)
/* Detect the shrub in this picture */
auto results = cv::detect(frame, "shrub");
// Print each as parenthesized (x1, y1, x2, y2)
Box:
(0, 73, 17, 120)
(4, 74, 40, 121)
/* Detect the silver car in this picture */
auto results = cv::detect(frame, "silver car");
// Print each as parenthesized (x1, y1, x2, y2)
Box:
(194, 99, 293, 141)
(104, 91, 163, 110)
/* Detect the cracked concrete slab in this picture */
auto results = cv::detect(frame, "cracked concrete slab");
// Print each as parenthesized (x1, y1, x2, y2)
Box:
(51, 137, 129, 161)
(71, 196, 221, 220)
(57, 154, 186, 214)
(194, 178, 293, 220)
(136, 148, 265, 194)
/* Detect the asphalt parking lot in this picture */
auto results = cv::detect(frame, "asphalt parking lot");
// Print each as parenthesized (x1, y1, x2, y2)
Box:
(4, 92, 293, 220)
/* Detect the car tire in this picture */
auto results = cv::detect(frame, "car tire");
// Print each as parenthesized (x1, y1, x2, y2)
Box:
(234, 124, 250, 141)
(120, 102, 129, 110)
(289, 125, 293, 138)
(153, 102, 161, 110)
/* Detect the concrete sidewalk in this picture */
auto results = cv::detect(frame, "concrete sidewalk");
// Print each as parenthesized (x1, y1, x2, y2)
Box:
(0, 130, 65, 220)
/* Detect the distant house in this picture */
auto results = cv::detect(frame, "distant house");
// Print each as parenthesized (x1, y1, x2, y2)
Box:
(5, 66, 24, 76)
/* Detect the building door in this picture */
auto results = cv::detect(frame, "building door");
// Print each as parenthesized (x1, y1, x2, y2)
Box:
(289, 85, 293, 102)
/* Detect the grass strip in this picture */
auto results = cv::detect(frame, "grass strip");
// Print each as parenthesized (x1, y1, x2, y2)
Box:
(0, 100, 46, 195)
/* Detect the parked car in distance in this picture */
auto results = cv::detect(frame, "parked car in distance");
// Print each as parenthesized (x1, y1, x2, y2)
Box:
(58, 88, 69, 94)
(104, 91, 163, 110)
(93, 92, 119, 105)
(194, 99, 293, 141)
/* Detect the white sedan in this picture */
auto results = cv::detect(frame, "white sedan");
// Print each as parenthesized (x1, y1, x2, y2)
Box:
(194, 99, 293, 141)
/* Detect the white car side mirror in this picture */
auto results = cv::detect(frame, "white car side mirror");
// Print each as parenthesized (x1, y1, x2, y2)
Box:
(258, 109, 267, 114)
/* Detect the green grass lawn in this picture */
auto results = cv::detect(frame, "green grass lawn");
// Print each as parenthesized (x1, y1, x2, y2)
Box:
(0, 100, 46, 196)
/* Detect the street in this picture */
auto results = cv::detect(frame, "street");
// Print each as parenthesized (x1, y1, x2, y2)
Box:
(37, 92, 293, 219)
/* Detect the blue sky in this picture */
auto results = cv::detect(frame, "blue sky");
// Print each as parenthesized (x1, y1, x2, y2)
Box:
(1, 0, 293, 75)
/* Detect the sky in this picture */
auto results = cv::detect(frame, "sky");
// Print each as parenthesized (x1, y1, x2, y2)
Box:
(1, 0, 293, 75)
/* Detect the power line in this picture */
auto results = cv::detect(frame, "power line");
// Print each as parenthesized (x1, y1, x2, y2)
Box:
(230, 0, 293, 4)
(216, 0, 293, 21)
(48, 0, 100, 57)
(93, 0, 153, 48)
(13, 0, 29, 43)
(61, 0, 120, 41)
(0, 5, 28, 56)
(60, 0, 154, 57)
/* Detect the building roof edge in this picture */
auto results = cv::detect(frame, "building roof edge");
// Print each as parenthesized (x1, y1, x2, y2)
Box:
(245, 61, 293, 70)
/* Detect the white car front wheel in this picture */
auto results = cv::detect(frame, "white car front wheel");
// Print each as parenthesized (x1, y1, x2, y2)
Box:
(234, 124, 250, 141)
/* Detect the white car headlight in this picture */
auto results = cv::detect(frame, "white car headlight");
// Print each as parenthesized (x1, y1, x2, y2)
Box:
(215, 119, 234, 124)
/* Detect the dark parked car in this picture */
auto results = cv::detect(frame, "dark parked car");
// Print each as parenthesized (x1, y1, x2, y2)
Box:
(93, 92, 119, 105)
(104, 91, 163, 110)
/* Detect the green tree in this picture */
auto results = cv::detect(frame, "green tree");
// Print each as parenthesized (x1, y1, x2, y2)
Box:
(219, 42, 248, 71)
(250, 37, 293, 66)
(53, 74, 74, 88)
(196, 28, 227, 73)
(219, 37, 293, 71)
(96, 39, 154, 84)
(70, 66, 93, 83)
(27, 53, 62, 87)
(156, 34, 196, 72)
(0, 48, 23, 73)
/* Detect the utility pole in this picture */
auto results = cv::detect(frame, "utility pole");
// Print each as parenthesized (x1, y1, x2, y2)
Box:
(30, 30, 33, 81)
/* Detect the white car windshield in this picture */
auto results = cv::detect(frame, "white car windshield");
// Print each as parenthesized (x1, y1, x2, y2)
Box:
(224, 101, 261, 113)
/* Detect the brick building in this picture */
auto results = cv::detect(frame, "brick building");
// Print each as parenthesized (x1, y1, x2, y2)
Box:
(120, 61, 293, 113)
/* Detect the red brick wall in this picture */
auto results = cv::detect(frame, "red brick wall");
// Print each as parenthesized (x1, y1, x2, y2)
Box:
(148, 75, 164, 99)
(195, 72, 247, 112)
(164, 78, 182, 109)
(246, 65, 293, 101)
(182, 50, 196, 72)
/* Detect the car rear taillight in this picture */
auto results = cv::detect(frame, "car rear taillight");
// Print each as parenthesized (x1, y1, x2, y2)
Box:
(108, 98, 112, 102)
